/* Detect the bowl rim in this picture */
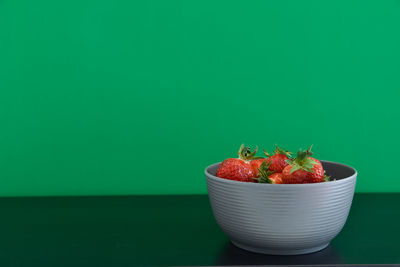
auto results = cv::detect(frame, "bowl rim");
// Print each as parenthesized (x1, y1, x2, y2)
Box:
(205, 160, 357, 187)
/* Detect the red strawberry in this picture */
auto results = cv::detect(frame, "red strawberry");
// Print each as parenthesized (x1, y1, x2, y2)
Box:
(282, 146, 325, 184)
(264, 146, 293, 173)
(268, 173, 284, 184)
(252, 161, 283, 184)
(216, 144, 259, 182)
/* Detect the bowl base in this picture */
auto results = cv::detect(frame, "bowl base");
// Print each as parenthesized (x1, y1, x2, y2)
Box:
(231, 241, 329, 255)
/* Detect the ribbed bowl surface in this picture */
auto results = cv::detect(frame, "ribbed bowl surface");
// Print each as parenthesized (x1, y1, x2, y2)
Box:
(205, 160, 357, 255)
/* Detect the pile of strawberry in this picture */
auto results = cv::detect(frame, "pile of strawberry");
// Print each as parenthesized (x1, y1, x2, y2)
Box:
(216, 145, 330, 184)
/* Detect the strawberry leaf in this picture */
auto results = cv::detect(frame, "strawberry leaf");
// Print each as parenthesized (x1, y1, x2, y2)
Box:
(263, 149, 271, 157)
(255, 161, 275, 183)
(274, 145, 293, 158)
(302, 158, 317, 173)
(287, 146, 317, 174)
(324, 171, 335, 182)
(238, 144, 259, 161)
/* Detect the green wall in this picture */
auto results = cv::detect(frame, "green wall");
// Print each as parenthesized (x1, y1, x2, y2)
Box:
(1, 0, 399, 196)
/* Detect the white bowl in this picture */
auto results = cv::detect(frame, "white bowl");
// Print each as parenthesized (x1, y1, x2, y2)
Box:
(205, 160, 357, 255)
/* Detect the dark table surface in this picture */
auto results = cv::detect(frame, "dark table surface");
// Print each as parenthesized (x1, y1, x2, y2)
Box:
(0, 193, 399, 266)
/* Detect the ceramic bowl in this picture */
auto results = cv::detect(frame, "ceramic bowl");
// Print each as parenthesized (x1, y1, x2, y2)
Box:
(205, 160, 357, 255)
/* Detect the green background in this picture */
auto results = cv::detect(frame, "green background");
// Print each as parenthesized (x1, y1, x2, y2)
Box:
(0, 0, 399, 196)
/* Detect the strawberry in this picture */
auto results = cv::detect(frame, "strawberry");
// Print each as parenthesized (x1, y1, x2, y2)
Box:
(268, 173, 284, 184)
(252, 161, 283, 184)
(216, 144, 259, 182)
(264, 146, 293, 173)
(282, 146, 324, 184)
